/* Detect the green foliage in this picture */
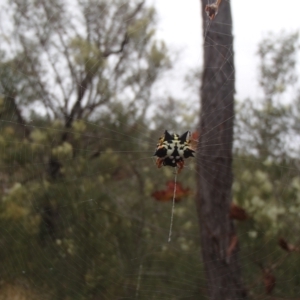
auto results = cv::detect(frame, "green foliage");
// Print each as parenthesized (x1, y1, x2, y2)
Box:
(69, 37, 104, 73)
(258, 31, 298, 99)
(0, 0, 300, 297)
(232, 31, 300, 297)
(0, 110, 201, 299)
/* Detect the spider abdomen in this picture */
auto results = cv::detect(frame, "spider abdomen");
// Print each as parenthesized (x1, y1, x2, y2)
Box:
(154, 130, 195, 173)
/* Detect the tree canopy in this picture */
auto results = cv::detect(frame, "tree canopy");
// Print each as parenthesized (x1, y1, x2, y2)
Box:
(0, 0, 299, 299)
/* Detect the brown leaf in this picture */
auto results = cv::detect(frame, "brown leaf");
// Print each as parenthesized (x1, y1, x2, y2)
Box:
(205, 0, 222, 20)
(263, 269, 276, 294)
(278, 237, 291, 252)
(151, 181, 191, 203)
(278, 237, 299, 252)
(205, 4, 218, 20)
(151, 190, 172, 202)
(230, 203, 248, 221)
(227, 234, 238, 257)
(190, 131, 199, 151)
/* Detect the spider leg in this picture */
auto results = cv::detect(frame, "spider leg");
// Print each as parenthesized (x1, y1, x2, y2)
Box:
(176, 160, 185, 174)
(156, 158, 164, 168)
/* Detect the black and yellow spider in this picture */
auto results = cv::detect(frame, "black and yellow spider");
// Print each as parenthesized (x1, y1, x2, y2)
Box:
(154, 130, 195, 173)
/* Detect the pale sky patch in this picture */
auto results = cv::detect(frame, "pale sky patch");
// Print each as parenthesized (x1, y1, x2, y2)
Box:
(151, 0, 300, 101)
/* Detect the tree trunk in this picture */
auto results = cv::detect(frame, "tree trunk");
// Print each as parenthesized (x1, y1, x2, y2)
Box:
(196, 1, 247, 299)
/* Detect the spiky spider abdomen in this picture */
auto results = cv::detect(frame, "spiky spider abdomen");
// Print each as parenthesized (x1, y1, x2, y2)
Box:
(154, 130, 195, 173)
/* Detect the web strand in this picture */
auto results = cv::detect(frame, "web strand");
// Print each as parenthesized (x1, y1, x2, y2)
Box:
(135, 264, 143, 299)
(168, 169, 178, 242)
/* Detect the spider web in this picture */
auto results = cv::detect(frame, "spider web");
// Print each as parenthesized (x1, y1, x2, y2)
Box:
(0, 0, 300, 299)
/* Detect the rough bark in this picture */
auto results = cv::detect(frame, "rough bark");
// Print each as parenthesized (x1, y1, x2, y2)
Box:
(196, 1, 247, 299)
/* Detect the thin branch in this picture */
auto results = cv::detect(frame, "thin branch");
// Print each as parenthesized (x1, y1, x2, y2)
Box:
(56, 31, 78, 108)
(103, 33, 129, 57)
(82, 94, 111, 119)
(62, 1, 145, 138)
(103, 1, 145, 57)
(6, 94, 30, 137)
(41, 40, 68, 109)
(19, 36, 59, 118)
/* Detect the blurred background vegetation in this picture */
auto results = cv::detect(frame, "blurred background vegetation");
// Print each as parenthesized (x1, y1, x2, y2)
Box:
(0, 0, 300, 299)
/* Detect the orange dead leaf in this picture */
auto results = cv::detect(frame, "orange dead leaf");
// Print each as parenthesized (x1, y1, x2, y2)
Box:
(230, 203, 248, 221)
(151, 190, 173, 202)
(151, 181, 191, 203)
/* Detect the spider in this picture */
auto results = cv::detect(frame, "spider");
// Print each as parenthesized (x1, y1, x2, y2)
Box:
(154, 130, 195, 173)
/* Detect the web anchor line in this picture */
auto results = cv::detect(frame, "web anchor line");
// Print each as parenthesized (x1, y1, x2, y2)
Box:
(168, 168, 178, 242)
(135, 264, 143, 299)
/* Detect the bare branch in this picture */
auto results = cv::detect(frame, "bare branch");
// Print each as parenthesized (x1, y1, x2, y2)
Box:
(103, 33, 129, 57)
(19, 36, 59, 118)
(103, 1, 145, 57)
(63, 1, 146, 135)
(5, 94, 30, 137)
